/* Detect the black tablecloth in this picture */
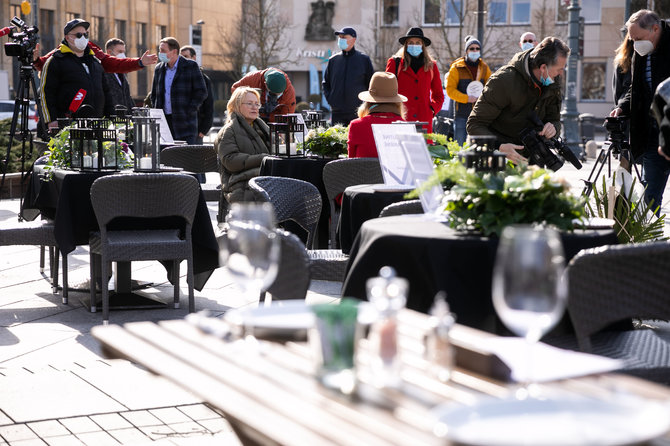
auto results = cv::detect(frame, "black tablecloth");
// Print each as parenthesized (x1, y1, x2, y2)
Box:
(341, 216, 619, 333)
(338, 184, 410, 254)
(21, 167, 219, 290)
(260, 156, 335, 248)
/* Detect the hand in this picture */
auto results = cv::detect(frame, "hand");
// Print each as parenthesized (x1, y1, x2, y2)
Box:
(140, 51, 158, 66)
(658, 145, 670, 161)
(32, 43, 40, 63)
(499, 143, 528, 165)
(610, 107, 623, 117)
(467, 95, 478, 103)
(198, 132, 205, 138)
(538, 122, 557, 139)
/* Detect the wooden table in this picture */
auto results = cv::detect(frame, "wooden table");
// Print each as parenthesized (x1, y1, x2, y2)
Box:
(92, 310, 670, 446)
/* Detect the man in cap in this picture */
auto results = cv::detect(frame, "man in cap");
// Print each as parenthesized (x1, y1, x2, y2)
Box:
(40, 19, 106, 127)
(519, 32, 537, 51)
(322, 26, 374, 126)
(446, 35, 492, 145)
(231, 68, 296, 123)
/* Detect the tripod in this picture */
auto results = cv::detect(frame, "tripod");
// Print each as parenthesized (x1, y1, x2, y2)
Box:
(0, 59, 47, 219)
(581, 136, 642, 198)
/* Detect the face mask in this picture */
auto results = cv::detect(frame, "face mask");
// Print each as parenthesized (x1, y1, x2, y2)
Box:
(634, 39, 654, 56)
(73, 36, 88, 51)
(115, 52, 126, 59)
(521, 42, 534, 51)
(159, 53, 170, 64)
(407, 44, 423, 58)
(467, 52, 480, 62)
(337, 38, 348, 51)
(540, 66, 554, 86)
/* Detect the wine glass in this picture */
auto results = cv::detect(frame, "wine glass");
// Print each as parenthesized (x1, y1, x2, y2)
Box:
(492, 225, 567, 398)
(218, 202, 280, 305)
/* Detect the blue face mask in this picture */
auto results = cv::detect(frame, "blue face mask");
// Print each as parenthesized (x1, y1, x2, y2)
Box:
(337, 37, 348, 51)
(158, 53, 169, 64)
(521, 42, 534, 51)
(540, 67, 554, 86)
(467, 52, 480, 62)
(407, 44, 423, 58)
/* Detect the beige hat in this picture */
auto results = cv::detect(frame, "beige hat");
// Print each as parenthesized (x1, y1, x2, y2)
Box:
(358, 72, 407, 103)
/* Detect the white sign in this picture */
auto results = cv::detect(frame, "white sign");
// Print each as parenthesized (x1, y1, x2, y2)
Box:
(149, 108, 174, 145)
(466, 80, 484, 98)
(371, 123, 417, 185)
(397, 134, 444, 214)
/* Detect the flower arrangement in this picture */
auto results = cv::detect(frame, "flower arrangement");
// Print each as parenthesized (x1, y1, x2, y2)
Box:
(299, 124, 348, 158)
(423, 132, 467, 163)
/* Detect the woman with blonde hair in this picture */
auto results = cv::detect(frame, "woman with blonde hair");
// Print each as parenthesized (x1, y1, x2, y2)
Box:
(613, 29, 634, 106)
(347, 72, 407, 158)
(385, 27, 444, 133)
(215, 86, 270, 204)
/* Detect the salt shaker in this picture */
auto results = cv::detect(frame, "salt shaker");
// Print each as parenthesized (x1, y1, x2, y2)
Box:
(366, 266, 408, 388)
(425, 292, 455, 382)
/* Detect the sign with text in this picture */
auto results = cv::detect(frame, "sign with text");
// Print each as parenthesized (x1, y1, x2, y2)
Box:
(371, 123, 417, 185)
(397, 134, 444, 214)
(149, 108, 174, 145)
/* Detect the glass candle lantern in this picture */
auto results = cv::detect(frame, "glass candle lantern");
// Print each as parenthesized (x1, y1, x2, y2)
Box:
(303, 110, 327, 130)
(459, 135, 506, 172)
(68, 126, 119, 171)
(270, 115, 304, 157)
(132, 116, 160, 171)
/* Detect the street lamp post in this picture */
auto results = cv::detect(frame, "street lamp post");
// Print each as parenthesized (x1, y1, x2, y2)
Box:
(561, 0, 582, 157)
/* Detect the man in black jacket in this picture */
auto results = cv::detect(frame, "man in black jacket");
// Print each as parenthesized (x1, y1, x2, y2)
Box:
(101, 38, 135, 116)
(180, 45, 214, 143)
(322, 27, 374, 126)
(612, 10, 670, 213)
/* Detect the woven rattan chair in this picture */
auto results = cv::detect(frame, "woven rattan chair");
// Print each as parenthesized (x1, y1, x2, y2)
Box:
(89, 173, 200, 323)
(0, 220, 68, 303)
(262, 229, 311, 302)
(323, 158, 383, 248)
(249, 176, 348, 282)
(378, 199, 424, 218)
(546, 242, 670, 384)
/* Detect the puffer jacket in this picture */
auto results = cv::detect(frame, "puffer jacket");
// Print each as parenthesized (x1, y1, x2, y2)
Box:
(215, 112, 270, 203)
(446, 57, 492, 119)
(467, 49, 562, 145)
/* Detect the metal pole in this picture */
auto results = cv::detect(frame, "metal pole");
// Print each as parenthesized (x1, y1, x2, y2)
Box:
(560, 0, 581, 157)
(477, 0, 485, 44)
(624, 0, 631, 22)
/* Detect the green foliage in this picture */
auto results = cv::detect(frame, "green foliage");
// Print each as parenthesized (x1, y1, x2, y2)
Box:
(585, 173, 667, 244)
(0, 118, 46, 173)
(423, 132, 467, 163)
(438, 162, 585, 236)
(300, 124, 348, 158)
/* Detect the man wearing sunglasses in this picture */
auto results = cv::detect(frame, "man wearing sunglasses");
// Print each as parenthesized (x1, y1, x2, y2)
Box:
(40, 19, 106, 128)
(519, 32, 537, 51)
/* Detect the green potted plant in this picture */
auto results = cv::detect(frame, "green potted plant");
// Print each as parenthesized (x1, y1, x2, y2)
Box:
(300, 124, 348, 158)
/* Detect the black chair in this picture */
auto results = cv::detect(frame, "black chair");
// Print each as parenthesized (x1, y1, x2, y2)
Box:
(379, 199, 424, 218)
(89, 173, 200, 323)
(262, 229, 311, 302)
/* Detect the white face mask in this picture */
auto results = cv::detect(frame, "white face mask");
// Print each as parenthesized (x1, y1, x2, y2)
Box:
(115, 52, 126, 59)
(73, 36, 89, 51)
(633, 39, 654, 56)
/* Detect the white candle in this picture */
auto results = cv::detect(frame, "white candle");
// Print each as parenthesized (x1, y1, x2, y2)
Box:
(91, 153, 99, 168)
(139, 156, 152, 170)
(82, 155, 92, 168)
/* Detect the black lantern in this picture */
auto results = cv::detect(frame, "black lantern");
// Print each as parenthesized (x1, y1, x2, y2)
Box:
(302, 110, 326, 129)
(69, 124, 119, 171)
(459, 135, 506, 172)
(132, 116, 161, 171)
(269, 114, 304, 157)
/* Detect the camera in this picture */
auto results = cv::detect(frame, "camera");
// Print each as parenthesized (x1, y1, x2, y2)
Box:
(519, 127, 583, 171)
(260, 93, 279, 119)
(4, 16, 39, 62)
(603, 116, 628, 149)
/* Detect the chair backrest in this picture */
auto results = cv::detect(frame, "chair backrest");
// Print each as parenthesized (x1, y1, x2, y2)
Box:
(322, 158, 384, 204)
(266, 229, 311, 300)
(248, 176, 322, 249)
(566, 242, 670, 352)
(379, 199, 424, 218)
(161, 145, 219, 173)
(90, 173, 201, 231)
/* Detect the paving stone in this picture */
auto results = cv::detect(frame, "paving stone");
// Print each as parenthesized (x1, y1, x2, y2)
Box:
(41, 435, 85, 446)
(73, 430, 120, 446)
(88, 413, 132, 431)
(161, 421, 210, 437)
(137, 424, 176, 441)
(119, 410, 162, 428)
(0, 423, 39, 442)
(0, 410, 14, 426)
(175, 404, 220, 421)
(195, 417, 234, 435)
(147, 408, 191, 425)
(5, 438, 47, 445)
(105, 427, 151, 444)
(56, 418, 99, 435)
(25, 421, 69, 438)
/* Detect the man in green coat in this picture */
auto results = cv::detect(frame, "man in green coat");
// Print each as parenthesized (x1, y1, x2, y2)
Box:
(467, 37, 569, 165)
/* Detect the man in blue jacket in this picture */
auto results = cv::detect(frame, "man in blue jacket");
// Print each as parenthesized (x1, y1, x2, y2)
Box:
(150, 37, 207, 144)
(322, 27, 374, 126)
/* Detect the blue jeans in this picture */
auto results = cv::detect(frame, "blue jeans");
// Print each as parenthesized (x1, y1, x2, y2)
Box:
(642, 149, 670, 215)
(454, 116, 467, 146)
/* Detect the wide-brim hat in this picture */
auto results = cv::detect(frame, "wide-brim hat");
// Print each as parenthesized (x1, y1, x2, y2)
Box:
(64, 18, 90, 35)
(398, 27, 431, 47)
(358, 72, 407, 103)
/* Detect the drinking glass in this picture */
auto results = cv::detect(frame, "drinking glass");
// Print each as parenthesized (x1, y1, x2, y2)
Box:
(492, 225, 567, 397)
(218, 202, 280, 304)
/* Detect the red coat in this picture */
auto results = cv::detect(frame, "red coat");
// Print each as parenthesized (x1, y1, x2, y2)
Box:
(385, 57, 444, 133)
(35, 41, 144, 74)
(347, 112, 404, 158)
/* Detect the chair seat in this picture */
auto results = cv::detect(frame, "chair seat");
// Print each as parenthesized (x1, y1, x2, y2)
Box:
(90, 229, 187, 261)
(308, 249, 349, 282)
(0, 220, 57, 246)
(201, 183, 221, 202)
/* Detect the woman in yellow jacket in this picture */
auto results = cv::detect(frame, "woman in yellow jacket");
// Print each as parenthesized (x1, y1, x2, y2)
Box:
(446, 36, 492, 145)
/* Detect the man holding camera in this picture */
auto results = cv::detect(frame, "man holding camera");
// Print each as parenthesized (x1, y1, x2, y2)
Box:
(231, 68, 296, 123)
(611, 9, 670, 212)
(467, 37, 569, 166)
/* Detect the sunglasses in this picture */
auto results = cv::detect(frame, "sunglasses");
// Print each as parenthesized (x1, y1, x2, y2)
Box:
(69, 32, 89, 39)
(469, 47, 481, 51)
(522, 39, 535, 43)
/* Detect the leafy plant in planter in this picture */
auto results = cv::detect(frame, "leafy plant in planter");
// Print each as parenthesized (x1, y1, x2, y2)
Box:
(423, 132, 467, 163)
(300, 124, 348, 158)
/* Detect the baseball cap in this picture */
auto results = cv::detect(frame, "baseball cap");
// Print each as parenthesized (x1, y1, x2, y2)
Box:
(64, 18, 90, 35)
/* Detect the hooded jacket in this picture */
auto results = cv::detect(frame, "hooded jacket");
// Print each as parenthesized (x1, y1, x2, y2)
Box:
(446, 56, 492, 119)
(231, 68, 296, 122)
(467, 49, 562, 145)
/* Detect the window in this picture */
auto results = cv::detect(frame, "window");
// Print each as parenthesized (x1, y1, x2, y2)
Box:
(10, 4, 21, 20)
(137, 22, 146, 46)
(511, 0, 531, 24)
(383, 0, 399, 26)
(557, 0, 600, 24)
(136, 23, 148, 96)
(155, 25, 167, 41)
(424, 0, 441, 25)
(488, 0, 508, 24)
(39, 9, 55, 53)
(65, 12, 79, 23)
(115, 20, 127, 42)
(92, 17, 104, 45)
(581, 62, 606, 101)
(446, 0, 463, 25)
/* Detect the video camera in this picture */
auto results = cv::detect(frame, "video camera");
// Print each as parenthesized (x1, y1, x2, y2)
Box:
(260, 92, 279, 119)
(519, 113, 582, 171)
(4, 16, 39, 62)
(603, 116, 628, 149)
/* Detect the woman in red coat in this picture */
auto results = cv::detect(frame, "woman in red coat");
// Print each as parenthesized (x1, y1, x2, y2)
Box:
(347, 71, 407, 158)
(385, 27, 444, 133)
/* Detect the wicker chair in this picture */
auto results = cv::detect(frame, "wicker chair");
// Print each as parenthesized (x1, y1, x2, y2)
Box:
(322, 158, 383, 248)
(89, 173, 200, 323)
(262, 229, 311, 302)
(379, 199, 424, 218)
(249, 176, 348, 282)
(547, 242, 670, 384)
(0, 220, 68, 303)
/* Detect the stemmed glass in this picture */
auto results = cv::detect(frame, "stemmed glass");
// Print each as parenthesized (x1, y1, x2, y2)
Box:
(218, 202, 280, 305)
(492, 225, 567, 398)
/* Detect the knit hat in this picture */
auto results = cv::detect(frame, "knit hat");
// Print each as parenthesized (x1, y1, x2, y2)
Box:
(464, 35, 481, 53)
(358, 72, 407, 103)
(264, 69, 287, 94)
